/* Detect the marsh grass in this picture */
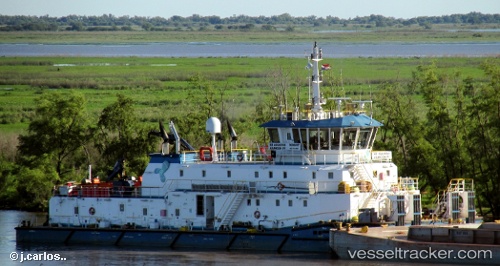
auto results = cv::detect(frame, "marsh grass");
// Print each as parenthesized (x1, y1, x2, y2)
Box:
(0, 56, 497, 137)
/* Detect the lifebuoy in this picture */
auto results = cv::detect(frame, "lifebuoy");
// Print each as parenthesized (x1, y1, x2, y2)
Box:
(199, 146, 213, 161)
(89, 207, 96, 215)
(254, 210, 261, 219)
(277, 182, 285, 191)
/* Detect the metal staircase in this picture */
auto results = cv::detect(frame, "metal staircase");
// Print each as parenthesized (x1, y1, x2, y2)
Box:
(218, 192, 246, 229)
(350, 164, 385, 210)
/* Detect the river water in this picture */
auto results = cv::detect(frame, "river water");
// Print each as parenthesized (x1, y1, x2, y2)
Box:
(0, 42, 499, 57)
(0, 210, 459, 266)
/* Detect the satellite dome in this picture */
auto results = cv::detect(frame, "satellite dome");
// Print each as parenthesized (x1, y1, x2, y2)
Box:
(206, 117, 221, 134)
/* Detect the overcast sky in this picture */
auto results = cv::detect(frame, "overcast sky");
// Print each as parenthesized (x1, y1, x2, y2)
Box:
(1, 0, 498, 19)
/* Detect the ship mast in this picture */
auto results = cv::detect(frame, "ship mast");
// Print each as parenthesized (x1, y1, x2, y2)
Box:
(310, 42, 326, 120)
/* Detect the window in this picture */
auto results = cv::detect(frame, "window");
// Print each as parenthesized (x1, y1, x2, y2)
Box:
(268, 128, 279, 142)
(292, 128, 301, 143)
(196, 195, 204, 215)
(254, 171, 259, 178)
(288, 200, 293, 207)
(303, 200, 308, 207)
(269, 171, 273, 178)
(256, 199, 260, 206)
(328, 172, 334, 179)
(74, 207, 79, 215)
(283, 171, 287, 179)
(120, 203, 124, 212)
(227, 170, 231, 178)
(247, 199, 251, 206)
(143, 208, 148, 216)
(180, 170, 184, 177)
(276, 199, 280, 206)
(312, 172, 316, 179)
(175, 209, 180, 216)
(202, 170, 206, 177)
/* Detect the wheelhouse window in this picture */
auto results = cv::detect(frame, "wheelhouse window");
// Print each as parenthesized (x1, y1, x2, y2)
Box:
(319, 129, 329, 150)
(292, 128, 301, 143)
(331, 129, 341, 149)
(359, 129, 372, 149)
(309, 129, 319, 150)
(268, 128, 279, 143)
(342, 129, 357, 150)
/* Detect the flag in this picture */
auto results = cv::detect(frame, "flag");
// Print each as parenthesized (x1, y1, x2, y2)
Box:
(321, 64, 331, 70)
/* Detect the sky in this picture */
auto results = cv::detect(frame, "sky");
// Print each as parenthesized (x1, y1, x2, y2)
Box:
(1, 0, 498, 19)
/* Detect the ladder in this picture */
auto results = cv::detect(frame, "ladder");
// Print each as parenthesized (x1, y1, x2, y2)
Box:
(218, 193, 245, 229)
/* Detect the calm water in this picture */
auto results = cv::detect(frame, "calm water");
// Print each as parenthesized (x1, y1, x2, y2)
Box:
(0, 42, 499, 57)
(0, 210, 457, 266)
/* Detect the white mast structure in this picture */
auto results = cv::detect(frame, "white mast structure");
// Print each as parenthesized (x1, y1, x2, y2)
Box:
(310, 42, 326, 120)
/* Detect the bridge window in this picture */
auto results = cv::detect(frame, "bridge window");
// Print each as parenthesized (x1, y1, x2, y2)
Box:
(342, 129, 357, 150)
(312, 172, 316, 179)
(359, 129, 371, 149)
(247, 199, 251, 206)
(120, 204, 124, 212)
(74, 207, 79, 215)
(256, 199, 260, 206)
(309, 129, 319, 150)
(288, 200, 293, 207)
(276, 199, 280, 206)
(202, 170, 206, 177)
(268, 128, 279, 142)
(269, 171, 273, 178)
(254, 171, 259, 178)
(319, 129, 329, 150)
(331, 130, 341, 148)
(283, 171, 287, 179)
(292, 128, 301, 143)
(227, 170, 231, 178)
(180, 170, 184, 177)
(143, 208, 148, 216)
(303, 200, 308, 207)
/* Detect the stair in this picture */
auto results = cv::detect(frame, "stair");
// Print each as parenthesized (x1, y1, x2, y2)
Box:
(219, 193, 245, 228)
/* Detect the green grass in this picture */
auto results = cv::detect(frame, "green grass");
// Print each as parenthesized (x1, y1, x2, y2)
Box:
(0, 56, 497, 138)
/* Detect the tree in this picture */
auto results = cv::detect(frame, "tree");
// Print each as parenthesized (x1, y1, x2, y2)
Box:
(14, 92, 90, 210)
(465, 61, 500, 220)
(18, 92, 91, 180)
(95, 94, 156, 178)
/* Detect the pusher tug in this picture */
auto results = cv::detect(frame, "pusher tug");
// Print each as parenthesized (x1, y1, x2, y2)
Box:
(17, 42, 422, 253)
